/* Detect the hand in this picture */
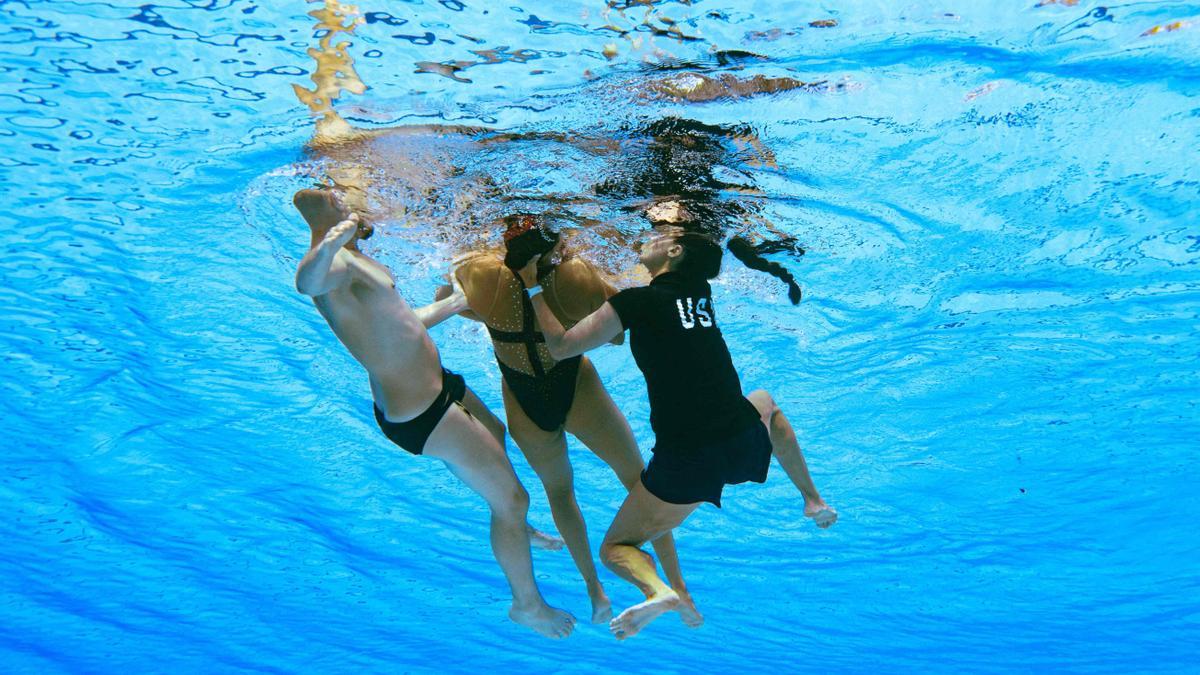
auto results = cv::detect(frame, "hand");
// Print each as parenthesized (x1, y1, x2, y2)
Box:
(446, 270, 468, 311)
(323, 213, 360, 249)
(516, 254, 540, 288)
(805, 501, 838, 529)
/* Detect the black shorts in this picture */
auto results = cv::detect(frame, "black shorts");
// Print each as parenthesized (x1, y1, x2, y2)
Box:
(641, 421, 772, 507)
(373, 368, 467, 455)
(497, 356, 582, 432)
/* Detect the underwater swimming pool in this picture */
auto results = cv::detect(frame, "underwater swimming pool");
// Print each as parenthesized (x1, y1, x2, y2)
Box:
(2, 1, 1198, 672)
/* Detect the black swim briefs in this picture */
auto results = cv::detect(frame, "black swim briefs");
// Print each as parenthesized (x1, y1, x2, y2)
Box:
(641, 419, 772, 508)
(497, 356, 582, 432)
(373, 368, 467, 455)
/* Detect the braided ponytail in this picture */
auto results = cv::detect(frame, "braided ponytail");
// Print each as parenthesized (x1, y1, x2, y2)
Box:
(726, 236, 802, 304)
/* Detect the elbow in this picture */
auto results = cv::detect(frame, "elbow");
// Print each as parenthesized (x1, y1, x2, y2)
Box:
(295, 273, 321, 297)
(546, 341, 573, 361)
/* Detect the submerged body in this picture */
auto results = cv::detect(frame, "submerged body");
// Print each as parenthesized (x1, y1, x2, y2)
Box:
(292, 189, 575, 639)
(451, 239, 700, 625)
(517, 226, 837, 639)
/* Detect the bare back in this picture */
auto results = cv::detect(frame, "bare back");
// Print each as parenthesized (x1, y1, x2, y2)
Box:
(456, 254, 615, 375)
(313, 248, 444, 421)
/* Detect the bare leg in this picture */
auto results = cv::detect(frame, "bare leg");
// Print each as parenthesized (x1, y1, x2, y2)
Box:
(423, 403, 575, 639)
(600, 482, 700, 640)
(565, 358, 702, 627)
(460, 385, 505, 446)
(459, 385, 563, 552)
(503, 380, 611, 623)
(746, 390, 837, 528)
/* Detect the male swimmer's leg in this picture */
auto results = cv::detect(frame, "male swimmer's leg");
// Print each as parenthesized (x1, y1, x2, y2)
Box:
(460, 385, 563, 552)
(746, 389, 837, 528)
(599, 483, 699, 640)
(565, 358, 702, 627)
(423, 404, 575, 639)
(503, 381, 609, 623)
(459, 385, 505, 444)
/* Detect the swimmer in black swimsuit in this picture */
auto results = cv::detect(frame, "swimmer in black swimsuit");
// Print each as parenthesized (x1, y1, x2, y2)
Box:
(446, 214, 694, 625)
(293, 189, 575, 639)
(517, 220, 838, 640)
(373, 367, 468, 455)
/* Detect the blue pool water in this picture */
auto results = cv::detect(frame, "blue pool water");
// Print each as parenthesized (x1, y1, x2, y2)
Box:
(3, 1, 1199, 672)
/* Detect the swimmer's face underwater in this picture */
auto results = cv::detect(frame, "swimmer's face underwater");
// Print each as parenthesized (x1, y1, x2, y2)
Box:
(636, 226, 685, 271)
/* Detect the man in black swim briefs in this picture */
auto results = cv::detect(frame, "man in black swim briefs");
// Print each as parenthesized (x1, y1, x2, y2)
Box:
(516, 221, 838, 640)
(292, 188, 575, 639)
(445, 214, 697, 626)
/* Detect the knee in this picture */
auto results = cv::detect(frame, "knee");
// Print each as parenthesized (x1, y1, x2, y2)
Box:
(598, 540, 620, 567)
(495, 483, 530, 520)
(543, 480, 576, 504)
(749, 389, 780, 420)
(617, 473, 640, 492)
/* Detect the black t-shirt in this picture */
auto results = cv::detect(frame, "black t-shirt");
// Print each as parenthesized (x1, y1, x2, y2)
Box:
(608, 271, 760, 448)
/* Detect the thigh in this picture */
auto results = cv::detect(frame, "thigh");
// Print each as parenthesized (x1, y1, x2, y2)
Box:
(564, 357, 645, 486)
(424, 402, 522, 508)
(603, 480, 700, 547)
(503, 378, 569, 464)
(460, 384, 506, 446)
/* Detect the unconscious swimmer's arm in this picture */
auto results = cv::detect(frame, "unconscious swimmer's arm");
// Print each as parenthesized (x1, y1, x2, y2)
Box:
(413, 286, 469, 329)
(295, 214, 358, 297)
(518, 256, 623, 360)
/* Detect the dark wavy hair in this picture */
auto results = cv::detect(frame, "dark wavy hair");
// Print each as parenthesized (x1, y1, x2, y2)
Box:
(727, 237, 802, 304)
(502, 214, 560, 271)
(724, 235, 801, 300)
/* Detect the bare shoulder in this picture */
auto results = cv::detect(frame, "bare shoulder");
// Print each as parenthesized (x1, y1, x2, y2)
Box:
(546, 257, 611, 320)
(454, 251, 502, 275)
(454, 252, 511, 319)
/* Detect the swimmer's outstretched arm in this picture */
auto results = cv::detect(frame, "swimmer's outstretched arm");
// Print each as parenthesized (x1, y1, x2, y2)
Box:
(413, 286, 469, 329)
(295, 215, 358, 297)
(517, 256, 622, 360)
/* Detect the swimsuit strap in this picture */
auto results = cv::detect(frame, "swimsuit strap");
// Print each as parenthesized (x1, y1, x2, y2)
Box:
(486, 326, 546, 344)
(512, 275, 548, 378)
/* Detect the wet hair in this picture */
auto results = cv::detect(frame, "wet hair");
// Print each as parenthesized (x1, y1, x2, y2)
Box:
(670, 233, 723, 280)
(727, 236, 802, 304)
(502, 213, 560, 271)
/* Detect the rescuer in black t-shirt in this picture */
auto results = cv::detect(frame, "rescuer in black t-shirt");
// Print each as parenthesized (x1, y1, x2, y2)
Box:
(516, 217, 838, 641)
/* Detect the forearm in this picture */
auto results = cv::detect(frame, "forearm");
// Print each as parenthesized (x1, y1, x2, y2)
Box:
(295, 243, 340, 296)
(414, 292, 469, 328)
(529, 293, 570, 355)
(529, 293, 622, 360)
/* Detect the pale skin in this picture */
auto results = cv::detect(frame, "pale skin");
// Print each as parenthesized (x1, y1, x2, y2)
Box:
(516, 226, 838, 639)
(444, 242, 702, 626)
(292, 189, 575, 638)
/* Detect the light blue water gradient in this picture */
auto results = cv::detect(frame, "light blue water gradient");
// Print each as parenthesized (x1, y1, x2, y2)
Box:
(2, 1, 1198, 672)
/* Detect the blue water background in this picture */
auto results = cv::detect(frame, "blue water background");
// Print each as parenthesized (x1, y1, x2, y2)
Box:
(2, 1, 1199, 672)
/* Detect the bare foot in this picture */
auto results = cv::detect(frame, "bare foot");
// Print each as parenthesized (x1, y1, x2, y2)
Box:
(509, 602, 576, 639)
(293, 188, 373, 240)
(526, 524, 564, 551)
(675, 588, 704, 628)
(805, 501, 838, 529)
(294, 188, 346, 228)
(609, 589, 679, 640)
(589, 585, 613, 624)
